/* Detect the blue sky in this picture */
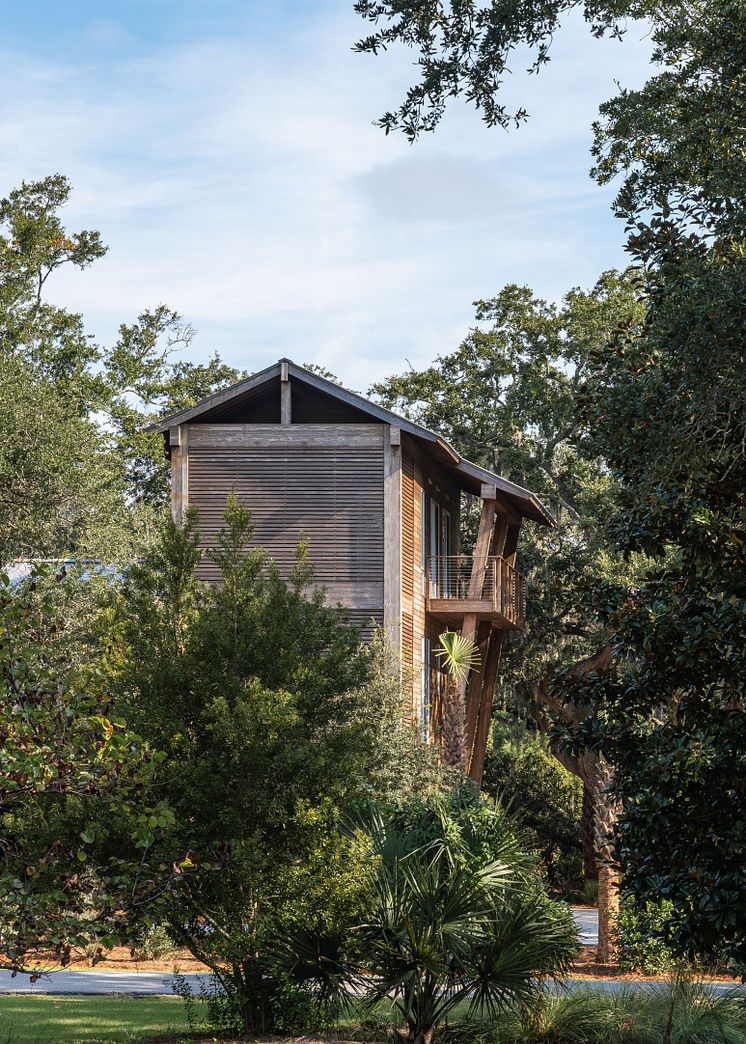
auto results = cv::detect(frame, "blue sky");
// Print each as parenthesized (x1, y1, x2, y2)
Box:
(0, 1, 653, 388)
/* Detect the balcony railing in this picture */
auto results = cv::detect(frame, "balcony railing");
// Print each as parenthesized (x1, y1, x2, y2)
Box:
(426, 555, 526, 628)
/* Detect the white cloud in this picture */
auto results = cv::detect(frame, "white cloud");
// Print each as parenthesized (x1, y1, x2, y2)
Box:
(0, 4, 653, 389)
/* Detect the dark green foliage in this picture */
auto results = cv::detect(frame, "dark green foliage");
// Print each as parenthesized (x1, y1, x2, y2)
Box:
(355, 793, 578, 1044)
(371, 272, 645, 720)
(357, 0, 746, 970)
(437, 980, 746, 1043)
(280, 789, 578, 1044)
(0, 567, 176, 973)
(551, 2, 746, 967)
(110, 499, 420, 1035)
(353, 0, 649, 142)
(0, 174, 243, 565)
(617, 899, 677, 976)
(483, 721, 582, 887)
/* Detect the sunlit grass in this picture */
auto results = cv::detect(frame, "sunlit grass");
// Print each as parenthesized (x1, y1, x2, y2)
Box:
(0, 994, 194, 1043)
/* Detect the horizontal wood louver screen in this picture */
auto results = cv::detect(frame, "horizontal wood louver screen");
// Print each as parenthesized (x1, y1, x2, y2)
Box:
(187, 429, 385, 622)
(347, 609, 383, 644)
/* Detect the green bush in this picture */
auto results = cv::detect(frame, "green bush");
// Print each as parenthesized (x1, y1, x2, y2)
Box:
(617, 898, 678, 975)
(131, 924, 176, 962)
(278, 788, 579, 1044)
(482, 718, 583, 886)
(109, 501, 432, 1037)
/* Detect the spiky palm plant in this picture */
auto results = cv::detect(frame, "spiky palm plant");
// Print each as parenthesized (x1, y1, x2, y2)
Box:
(274, 797, 577, 1044)
(353, 803, 577, 1044)
(436, 630, 480, 771)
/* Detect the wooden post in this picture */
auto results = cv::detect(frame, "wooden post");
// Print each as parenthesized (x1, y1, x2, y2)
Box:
(468, 628, 504, 782)
(383, 425, 402, 654)
(502, 521, 521, 566)
(467, 509, 520, 782)
(170, 425, 188, 524)
(280, 361, 291, 425)
(455, 492, 496, 733)
(465, 621, 490, 760)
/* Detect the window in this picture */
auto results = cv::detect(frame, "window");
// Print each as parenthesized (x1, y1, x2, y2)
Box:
(420, 488, 427, 592)
(429, 499, 452, 597)
(420, 636, 431, 741)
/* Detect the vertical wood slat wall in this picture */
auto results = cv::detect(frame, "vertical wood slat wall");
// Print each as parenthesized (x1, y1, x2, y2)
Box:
(401, 435, 461, 734)
(184, 424, 385, 638)
(401, 450, 416, 721)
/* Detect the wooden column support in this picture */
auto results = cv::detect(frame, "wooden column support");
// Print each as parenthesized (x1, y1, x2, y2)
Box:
(464, 620, 491, 756)
(455, 496, 496, 756)
(383, 425, 402, 654)
(170, 424, 189, 524)
(468, 629, 504, 782)
(280, 361, 292, 425)
(466, 506, 522, 783)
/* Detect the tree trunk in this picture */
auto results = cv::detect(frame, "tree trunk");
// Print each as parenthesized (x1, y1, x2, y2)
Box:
(407, 1027, 434, 1044)
(581, 783, 598, 882)
(590, 756, 621, 965)
(597, 862, 620, 963)
(442, 676, 466, 771)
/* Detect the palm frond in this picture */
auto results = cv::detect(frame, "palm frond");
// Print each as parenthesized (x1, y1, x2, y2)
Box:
(436, 630, 481, 682)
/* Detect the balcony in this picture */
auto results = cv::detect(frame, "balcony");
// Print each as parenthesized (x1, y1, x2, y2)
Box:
(426, 555, 526, 629)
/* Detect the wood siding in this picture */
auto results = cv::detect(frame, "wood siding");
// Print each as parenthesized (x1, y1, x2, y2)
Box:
(185, 424, 384, 633)
(401, 449, 416, 719)
(400, 433, 461, 736)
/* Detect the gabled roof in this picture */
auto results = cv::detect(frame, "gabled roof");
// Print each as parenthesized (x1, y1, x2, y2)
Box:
(150, 359, 554, 526)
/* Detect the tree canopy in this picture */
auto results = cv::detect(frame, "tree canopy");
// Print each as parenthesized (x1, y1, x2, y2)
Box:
(0, 174, 243, 565)
(359, 0, 746, 969)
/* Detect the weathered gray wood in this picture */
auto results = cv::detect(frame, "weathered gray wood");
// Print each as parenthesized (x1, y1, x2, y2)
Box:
(187, 424, 384, 448)
(171, 425, 189, 523)
(465, 620, 491, 756)
(427, 598, 497, 616)
(188, 437, 385, 610)
(502, 522, 522, 566)
(468, 500, 496, 599)
(383, 424, 403, 652)
(280, 362, 291, 425)
(313, 581, 383, 611)
(469, 630, 504, 782)
(169, 426, 182, 447)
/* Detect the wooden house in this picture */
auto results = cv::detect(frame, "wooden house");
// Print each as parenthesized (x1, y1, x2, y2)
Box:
(152, 359, 553, 780)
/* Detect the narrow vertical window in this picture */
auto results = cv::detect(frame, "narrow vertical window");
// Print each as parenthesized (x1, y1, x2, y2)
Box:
(442, 509, 451, 595)
(430, 500, 441, 595)
(420, 489, 427, 593)
(421, 636, 431, 741)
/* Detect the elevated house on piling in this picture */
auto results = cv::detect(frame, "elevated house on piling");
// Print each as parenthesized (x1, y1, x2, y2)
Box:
(151, 359, 553, 781)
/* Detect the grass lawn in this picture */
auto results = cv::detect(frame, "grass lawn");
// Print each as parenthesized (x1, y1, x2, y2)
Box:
(0, 994, 193, 1043)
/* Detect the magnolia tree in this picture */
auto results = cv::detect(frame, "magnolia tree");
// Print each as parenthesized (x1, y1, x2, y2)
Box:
(0, 568, 179, 973)
(355, 0, 746, 969)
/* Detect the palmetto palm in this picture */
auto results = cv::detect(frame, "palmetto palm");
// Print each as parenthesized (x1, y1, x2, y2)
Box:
(354, 803, 576, 1044)
(436, 631, 480, 771)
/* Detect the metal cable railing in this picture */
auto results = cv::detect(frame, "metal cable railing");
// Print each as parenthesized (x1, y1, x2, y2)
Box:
(426, 555, 526, 626)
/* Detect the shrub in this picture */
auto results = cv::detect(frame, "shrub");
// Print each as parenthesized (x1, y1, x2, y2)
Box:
(436, 980, 746, 1044)
(617, 898, 678, 975)
(110, 501, 440, 1037)
(482, 718, 582, 886)
(131, 924, 176, 962)
(279, 789, 578, 1044)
